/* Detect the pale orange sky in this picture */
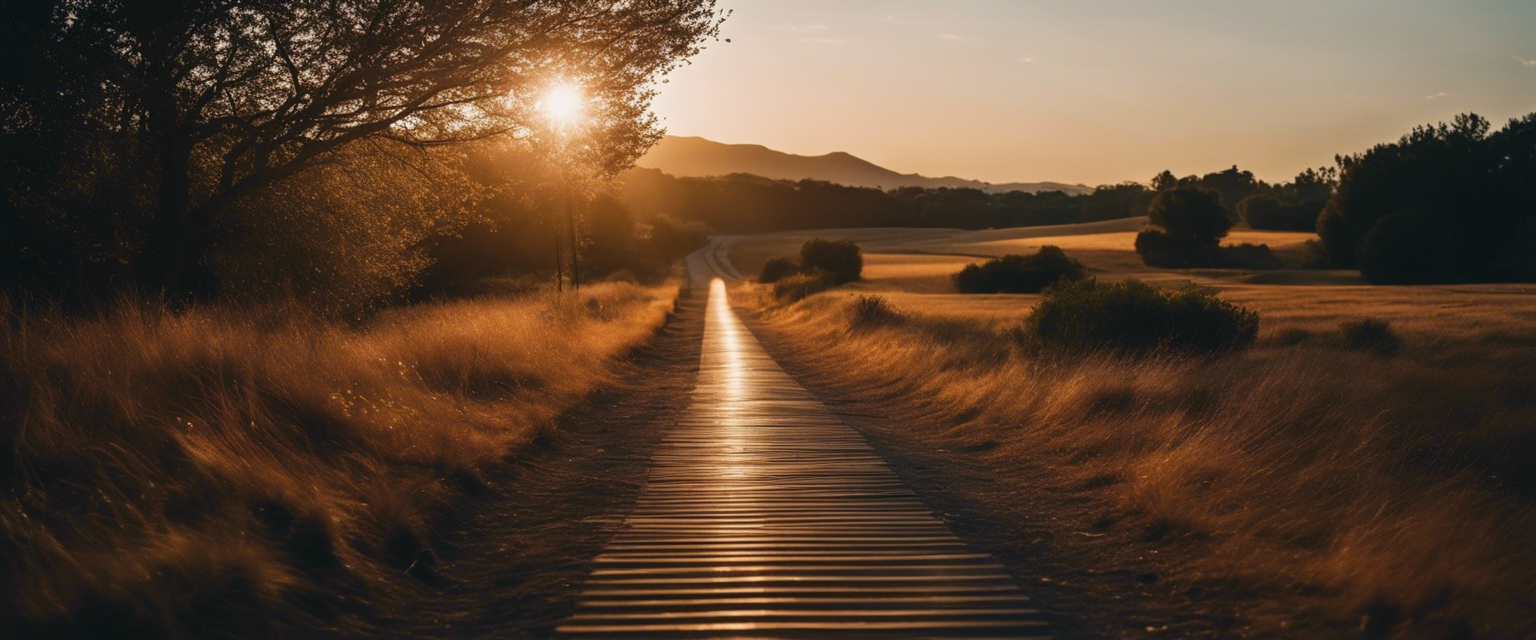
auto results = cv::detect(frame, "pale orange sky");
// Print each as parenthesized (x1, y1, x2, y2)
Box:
(650, 0, 1536, 186)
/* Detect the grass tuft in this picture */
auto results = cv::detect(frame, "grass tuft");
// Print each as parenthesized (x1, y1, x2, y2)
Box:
(847, 295, 904, 329)
(769, 270, 837, 303)
(1341, 319, 1402, 357)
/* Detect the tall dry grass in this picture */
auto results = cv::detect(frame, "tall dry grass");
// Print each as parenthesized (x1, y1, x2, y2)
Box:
(752, 291, 1536, 638)
(0, 281, 677, 636)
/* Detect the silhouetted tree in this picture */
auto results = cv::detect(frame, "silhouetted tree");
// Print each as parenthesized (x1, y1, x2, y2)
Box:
(1146, 187, 1230, 247)
(1317, 112, 1535, 283)
(1136, 187, 1233, 268)
(1238, 194, 1321, 231)
(1195, 166, 1263, 219)
(1, 1, 724, 299)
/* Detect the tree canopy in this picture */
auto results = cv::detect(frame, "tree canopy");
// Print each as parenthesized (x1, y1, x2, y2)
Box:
(1316, 112, 1536, 283)
(1145, 187, 1230, 247)
(1, 0, 723, 298)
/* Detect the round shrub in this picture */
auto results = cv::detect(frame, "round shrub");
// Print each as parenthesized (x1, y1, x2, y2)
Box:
(800, 238, 863, 284)
(1147, 187, 1231, 247)
(1341, 319, 1401, 357)
(758, 256, 799, 284)
(1018, 278, 1259, 357)
(953, 246, 1087, 293)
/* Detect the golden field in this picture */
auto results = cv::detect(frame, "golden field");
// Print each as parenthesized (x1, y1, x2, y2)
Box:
(727, 222, 1536, 639)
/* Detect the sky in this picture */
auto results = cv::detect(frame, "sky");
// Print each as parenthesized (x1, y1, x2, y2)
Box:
(648, 0, 1536, 186)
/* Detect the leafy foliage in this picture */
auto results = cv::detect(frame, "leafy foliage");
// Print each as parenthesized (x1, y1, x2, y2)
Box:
(1134, 228, 1215, 268)
(1146, 187, 1232, 248)
(953, 246, 1087, 293)
(1018, 279, 1259, 357)
(758, 257, 800, 284)
(799, 239, 863, 284)
(1238, 194, 1322, 231)
(1316, 112, 1536, 283)
(0, 1, 724, 300)
(212, 140, 479, 318)
(1219, 243, 1286, 270)
(1136, 187, 1284, 269)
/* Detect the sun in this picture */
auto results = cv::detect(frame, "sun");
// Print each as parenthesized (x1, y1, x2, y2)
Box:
(537, 82, 587, 130)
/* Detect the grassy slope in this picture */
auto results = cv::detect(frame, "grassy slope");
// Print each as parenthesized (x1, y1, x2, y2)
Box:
(0, 282, 677, 636)
(730, 225, 1536, 639)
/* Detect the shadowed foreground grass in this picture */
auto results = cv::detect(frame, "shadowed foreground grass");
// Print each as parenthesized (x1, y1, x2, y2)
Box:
(749, 289, 1536, 639)
(0, 282, 677, 636)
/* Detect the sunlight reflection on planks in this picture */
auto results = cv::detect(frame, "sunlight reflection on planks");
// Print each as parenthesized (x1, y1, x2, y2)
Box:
(556, 278, 1050, 638)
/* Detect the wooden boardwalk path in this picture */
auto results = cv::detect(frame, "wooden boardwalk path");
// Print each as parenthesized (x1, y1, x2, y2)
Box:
(556, 278, 1050, 638)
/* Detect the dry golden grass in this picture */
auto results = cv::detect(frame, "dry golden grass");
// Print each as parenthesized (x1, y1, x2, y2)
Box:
(0, 282, 677, 636)
(731, 224, 1536, 638)
(729, 222, 1536, 350)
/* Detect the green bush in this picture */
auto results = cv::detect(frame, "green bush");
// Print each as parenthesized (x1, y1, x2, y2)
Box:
(800, 238, 863, 284)
(770, 270, 836, 303)
(953, 246, 1087, 293)
(758, 256, 800, 283)
(1341, 319, 1401, 357)
(1018, 278, 1259, 357)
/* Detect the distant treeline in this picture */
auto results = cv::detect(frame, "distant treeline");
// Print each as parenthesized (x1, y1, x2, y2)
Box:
(619, 164, 1335, 234)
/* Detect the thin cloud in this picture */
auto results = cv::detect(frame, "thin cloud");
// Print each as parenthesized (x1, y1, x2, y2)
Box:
(1019, 56, 1036, 64)
(937, 33, 967, 41)
(787, 24, 830, 33)
(801, 37, 846, 45)
(1423, 92, 1448, 100)
(1517, 56, 1536, 67)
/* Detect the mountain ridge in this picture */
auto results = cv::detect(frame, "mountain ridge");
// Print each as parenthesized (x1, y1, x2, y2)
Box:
(633, 135, 1092, 195)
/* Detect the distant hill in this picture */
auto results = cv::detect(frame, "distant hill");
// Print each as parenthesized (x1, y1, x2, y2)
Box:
(635, 136, 1091, 195)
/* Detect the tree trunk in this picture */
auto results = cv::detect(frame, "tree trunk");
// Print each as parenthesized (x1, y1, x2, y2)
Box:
(148, 136, 197, 300)
(554, 214, 565, 293)
(567, 185, 580, 291)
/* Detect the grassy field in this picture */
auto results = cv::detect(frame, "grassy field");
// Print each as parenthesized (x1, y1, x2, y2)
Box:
(0, 282, 678, 636)
(729, 222, 1536, 638)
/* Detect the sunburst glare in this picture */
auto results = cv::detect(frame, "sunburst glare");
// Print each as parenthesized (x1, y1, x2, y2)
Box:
(537, 81, 587, 131)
